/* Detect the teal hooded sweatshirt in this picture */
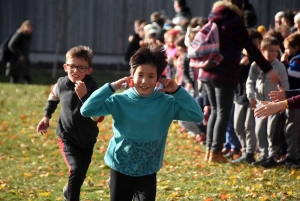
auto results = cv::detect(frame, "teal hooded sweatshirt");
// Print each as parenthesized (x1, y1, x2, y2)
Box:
(81, 83, 203, 176)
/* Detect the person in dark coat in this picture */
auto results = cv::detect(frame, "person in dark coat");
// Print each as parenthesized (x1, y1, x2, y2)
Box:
(172, 0, 192, 25)
(124, 18, 145, 64)
(191, 0, 280, 164)
(6, 20, 33, 84)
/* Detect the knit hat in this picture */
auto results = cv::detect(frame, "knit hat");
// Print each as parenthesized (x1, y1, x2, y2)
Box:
(168, 28, 180, 36)
(257, 25, 266, 36)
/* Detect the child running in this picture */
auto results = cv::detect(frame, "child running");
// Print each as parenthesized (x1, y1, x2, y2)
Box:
(36, 45, 103, 201)
(80, 46, 203, 201)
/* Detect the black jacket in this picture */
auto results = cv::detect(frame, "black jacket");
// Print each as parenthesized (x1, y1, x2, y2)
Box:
(44, 75, 99, 148)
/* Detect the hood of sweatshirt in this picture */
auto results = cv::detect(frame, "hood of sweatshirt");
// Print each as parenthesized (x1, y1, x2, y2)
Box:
(123, 87, 165, 103)
(208, 1, 242, 23)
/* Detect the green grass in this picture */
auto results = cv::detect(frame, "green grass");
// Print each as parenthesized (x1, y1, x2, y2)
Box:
(1, 71, 300, 200)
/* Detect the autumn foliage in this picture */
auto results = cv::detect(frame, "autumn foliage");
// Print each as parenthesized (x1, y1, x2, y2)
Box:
(1, 83, 300, 200)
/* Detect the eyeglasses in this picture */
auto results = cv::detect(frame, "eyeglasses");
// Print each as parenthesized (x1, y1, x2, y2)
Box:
(66, 64, 89, 73)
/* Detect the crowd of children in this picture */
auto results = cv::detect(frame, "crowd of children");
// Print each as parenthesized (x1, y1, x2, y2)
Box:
(124, 0, 300, 169)
(35, 0, 300, 200)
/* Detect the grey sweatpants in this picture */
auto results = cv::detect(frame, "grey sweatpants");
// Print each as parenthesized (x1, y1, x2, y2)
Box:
(255, 113, 280, 158)
(285, 109, 300, 159)
(233, 103, 256, 154)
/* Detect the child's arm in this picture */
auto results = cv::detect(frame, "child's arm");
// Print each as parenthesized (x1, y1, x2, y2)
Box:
(37, 84, 59, 134)
(80, 77, 132, 117)
(286, 89, 300, 98)
(278, 64, 290, 91)
(269, 85, 287, 102)
(182, 55, 194, 89)
(246, 62, 258, 108)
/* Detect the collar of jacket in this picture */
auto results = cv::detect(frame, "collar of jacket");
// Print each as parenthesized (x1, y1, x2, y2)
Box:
(211, 1, 243, 18)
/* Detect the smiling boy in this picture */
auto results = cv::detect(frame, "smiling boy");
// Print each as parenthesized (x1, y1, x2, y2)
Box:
(246, 37, 289, 168)
(80, 46, 203, 201)
(37, 46, 103, 201)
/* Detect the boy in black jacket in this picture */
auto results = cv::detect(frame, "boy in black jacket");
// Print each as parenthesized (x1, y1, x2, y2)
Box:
(36, 45, 103, 201)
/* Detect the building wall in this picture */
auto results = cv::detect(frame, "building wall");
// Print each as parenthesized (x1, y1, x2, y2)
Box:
(1, 0, 300, 64)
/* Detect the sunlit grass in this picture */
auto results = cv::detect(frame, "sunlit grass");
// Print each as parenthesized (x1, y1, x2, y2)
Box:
(1, 82, 300, 201)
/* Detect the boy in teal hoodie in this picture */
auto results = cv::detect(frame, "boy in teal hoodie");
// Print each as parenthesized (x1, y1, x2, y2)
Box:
(80, 46, 203, 201)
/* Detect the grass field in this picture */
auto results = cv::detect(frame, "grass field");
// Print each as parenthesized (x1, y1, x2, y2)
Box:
(1, 68, 300, 200)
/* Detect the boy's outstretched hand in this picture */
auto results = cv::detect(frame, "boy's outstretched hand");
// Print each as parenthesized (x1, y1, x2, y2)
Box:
(37, 117, 50, 135)
(269, 84, 286, 102)
(75, 80, 87, 99)
(158, 78, 180, 93)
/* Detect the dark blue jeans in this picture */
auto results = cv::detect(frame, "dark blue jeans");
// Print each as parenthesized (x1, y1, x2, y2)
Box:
(223, 104, 241, 151)
(205, 82, 234, 154)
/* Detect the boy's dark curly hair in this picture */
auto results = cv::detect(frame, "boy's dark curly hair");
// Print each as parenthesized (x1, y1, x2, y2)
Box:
(129, 46, 167, 79)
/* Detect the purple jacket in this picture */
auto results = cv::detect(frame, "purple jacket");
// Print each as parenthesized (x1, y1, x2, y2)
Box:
(288, 95, 300, 109)
(199, 2, 272, 88)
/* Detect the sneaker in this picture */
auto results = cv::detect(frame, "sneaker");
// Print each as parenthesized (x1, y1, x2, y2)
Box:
(224, 149, 241, 160)
(252, 156, 267, 166)
(231, 153, 246, 163)
(221, 148, 229, 155)
(195, 134, 206, 145)
(290, 157, 300, 168)
(277, 156, 295, 165)
(261, 157, 277, 168)
(63, 185, 68, 201)
(245, 153, 256, 164)
(209, 152, 228, 163)
(231, 152, 255, 164)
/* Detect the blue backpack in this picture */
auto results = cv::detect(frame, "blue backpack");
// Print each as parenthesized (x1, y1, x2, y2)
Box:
(0, 34, 13, 64)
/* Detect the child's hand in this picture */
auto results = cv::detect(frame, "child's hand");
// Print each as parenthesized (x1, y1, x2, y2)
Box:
(240, 56, 249, 66)
(280, 52, 288, 62)
(114, 76, 133, 90)
(269, 84, 286, 102)
(185, 82, 193, 91)
(37, 117, 50, 135)
(75, 80, 87, 99)
(158, 78, 180, 93)
(250, 98, 257, 109)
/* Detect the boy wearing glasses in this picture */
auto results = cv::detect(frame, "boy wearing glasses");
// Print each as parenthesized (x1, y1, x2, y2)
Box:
(36, 45, 103, 201)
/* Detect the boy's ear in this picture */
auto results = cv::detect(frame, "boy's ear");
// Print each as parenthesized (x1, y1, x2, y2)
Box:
(87, 67, 93, 75)
(63, 64, 68, 72)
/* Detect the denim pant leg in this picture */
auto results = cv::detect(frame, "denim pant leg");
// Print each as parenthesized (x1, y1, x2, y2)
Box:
(285, 109, 300, 158)
(225, 104, 241, 150)
(205, 83, 234, 153)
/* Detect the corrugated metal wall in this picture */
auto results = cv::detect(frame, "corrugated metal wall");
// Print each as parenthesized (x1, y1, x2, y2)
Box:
(1, 0, 300, 57)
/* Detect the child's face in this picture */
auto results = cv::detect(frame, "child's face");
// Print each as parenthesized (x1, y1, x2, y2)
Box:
(176, 45, 186, 55)
(261, 45, 279, 62)
(63, 56, 92, 83)
(134, 22, 140, 34)
(166, 34, 176, 47)
(132, 63, 158, 96)
(252, 38, 261, 49)
(294, 19, 300, 31)
(284, 44, 299, 56)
